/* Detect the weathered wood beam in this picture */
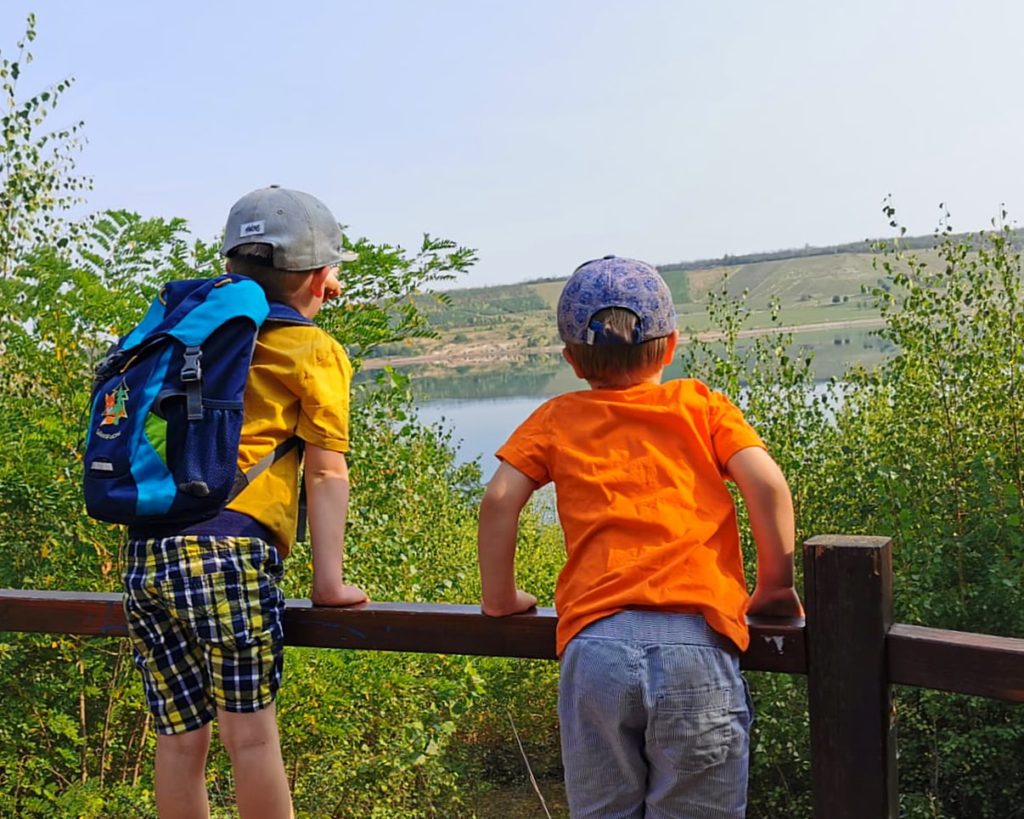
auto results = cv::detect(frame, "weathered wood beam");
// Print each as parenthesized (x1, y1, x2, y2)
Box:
(888, 623, 1024, 703)
(805, 534, 898, 819)
(0, 588, 806, 671)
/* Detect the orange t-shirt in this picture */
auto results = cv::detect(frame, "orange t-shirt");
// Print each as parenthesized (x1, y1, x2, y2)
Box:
(496, 379, 765, 656)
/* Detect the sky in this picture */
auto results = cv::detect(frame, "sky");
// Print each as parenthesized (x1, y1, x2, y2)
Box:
(3, 1, 1024, 288)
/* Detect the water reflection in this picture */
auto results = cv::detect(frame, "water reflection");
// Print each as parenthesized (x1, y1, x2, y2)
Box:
(368, 326, 894, 480)
(415, 395, 551, 480)
(407, 354, 569, 401)
(359, 326, 894, 401)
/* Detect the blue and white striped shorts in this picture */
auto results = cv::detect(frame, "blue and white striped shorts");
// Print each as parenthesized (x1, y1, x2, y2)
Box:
(559, 610, 753, 819)
(122, 535, 285, 735)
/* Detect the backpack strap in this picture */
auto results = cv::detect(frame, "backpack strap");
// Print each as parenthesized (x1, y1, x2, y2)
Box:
(228, 301, 316, 536)
(168, 276, 272, 422)
(227, 437, 304, 503)
(181, 345, 204, 420)
(296, 471, 309, 543)
(227, 303, 315, 532)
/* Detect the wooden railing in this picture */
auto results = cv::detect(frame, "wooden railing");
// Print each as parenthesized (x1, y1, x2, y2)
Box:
(1, 535, 1022, 818)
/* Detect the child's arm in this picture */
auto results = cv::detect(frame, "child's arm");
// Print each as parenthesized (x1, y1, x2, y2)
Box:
(725, 446, 804, 618)
(478, 462, 539, 616)
(304, 443, 368, 607)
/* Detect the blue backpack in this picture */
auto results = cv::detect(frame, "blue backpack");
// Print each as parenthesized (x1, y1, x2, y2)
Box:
(83, 273, 312, 526)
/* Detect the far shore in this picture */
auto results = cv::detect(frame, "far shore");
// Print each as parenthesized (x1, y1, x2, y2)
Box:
(360, 317, 886, 371)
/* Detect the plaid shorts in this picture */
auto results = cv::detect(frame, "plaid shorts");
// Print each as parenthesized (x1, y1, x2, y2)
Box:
(122, 535, 285, 735)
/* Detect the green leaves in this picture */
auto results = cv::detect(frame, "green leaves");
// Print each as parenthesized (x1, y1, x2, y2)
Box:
(677, 203, 1024, 815)
(0, 13, 511, 817)
(4, 9, 1016, 814)
(1, 15, 91, 277)
(319, 233, 478, 365)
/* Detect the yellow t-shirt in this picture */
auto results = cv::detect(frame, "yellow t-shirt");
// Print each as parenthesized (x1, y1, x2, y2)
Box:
(227, 322, 352, 555)
(495, 379, 765, 656)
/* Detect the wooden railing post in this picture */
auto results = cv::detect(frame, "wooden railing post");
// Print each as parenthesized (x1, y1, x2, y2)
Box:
(804, 535, 897, 818)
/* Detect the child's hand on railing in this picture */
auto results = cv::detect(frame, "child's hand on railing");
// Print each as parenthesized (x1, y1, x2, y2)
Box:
(311, 582, 369, 607)
(747, 585, 804, 619)
(481, 588, 538, 617)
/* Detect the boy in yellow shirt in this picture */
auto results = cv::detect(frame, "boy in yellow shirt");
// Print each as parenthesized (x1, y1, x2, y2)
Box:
(478, 256, 803, 818)
(122, 186, 366, 818)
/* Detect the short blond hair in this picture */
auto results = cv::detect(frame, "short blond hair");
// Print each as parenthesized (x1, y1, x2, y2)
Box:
(565, 307, 669, 384)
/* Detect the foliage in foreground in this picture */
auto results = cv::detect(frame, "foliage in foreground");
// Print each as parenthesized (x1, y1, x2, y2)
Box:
(4, 205, 1022, 818)
(2, 13, 1022, 818)
(0, 203, 505, 817)
(680, 208, 1024, 817)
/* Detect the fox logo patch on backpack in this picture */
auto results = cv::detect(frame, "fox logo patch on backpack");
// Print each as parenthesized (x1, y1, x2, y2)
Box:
(83, 273, 311, 525)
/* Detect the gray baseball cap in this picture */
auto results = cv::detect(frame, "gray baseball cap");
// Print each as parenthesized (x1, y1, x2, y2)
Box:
(221, 185, 357, 271)
(557, 256, 677, 345)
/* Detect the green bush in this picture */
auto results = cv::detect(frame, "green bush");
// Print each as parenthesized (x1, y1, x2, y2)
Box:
(2, 14, 1022, 816)
(679, 208, 1024, 816)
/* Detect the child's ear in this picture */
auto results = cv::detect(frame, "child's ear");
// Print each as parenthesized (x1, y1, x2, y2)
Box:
(562, 347, 586, 379)
(309, 266, 331, 299)
(663, 330, 679, 365)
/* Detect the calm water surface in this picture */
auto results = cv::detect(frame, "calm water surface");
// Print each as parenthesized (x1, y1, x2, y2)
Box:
(406, 326, 884, 481)
(415, 395, 549, 481)
(415, 383, 839, 482)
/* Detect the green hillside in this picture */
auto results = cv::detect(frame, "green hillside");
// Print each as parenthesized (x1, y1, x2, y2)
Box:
(416, 283, 548, 331)
(370, 233, 1010, 362)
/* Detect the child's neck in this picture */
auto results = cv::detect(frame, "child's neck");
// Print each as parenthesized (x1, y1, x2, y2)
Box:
(586, 368, 665, 391)
(287, 291, 322, 320)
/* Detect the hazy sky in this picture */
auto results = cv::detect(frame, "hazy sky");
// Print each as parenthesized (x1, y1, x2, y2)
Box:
(3, 1, 1024, 287)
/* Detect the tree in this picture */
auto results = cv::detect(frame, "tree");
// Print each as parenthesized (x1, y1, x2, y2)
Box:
(0, 13, 91, 276)
(678, 205, 1024, 817)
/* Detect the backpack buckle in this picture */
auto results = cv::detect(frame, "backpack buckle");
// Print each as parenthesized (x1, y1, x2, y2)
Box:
(93, 348, 126, 386)
(181, 347, 203, 382)
(181, 346, 204, 420)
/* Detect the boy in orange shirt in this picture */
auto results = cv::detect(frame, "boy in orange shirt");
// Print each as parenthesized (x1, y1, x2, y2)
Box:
(477, 256, 803, 818)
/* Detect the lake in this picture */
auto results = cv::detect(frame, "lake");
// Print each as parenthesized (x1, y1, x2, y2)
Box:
(404, 324, 885, 480)
(415, 395, 548, 480)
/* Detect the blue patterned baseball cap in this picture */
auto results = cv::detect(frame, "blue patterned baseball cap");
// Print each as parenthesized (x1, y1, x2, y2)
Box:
(557, 256, 677, 345)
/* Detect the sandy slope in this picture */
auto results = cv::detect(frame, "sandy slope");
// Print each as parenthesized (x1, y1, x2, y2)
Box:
(361, 317, 886, 371)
